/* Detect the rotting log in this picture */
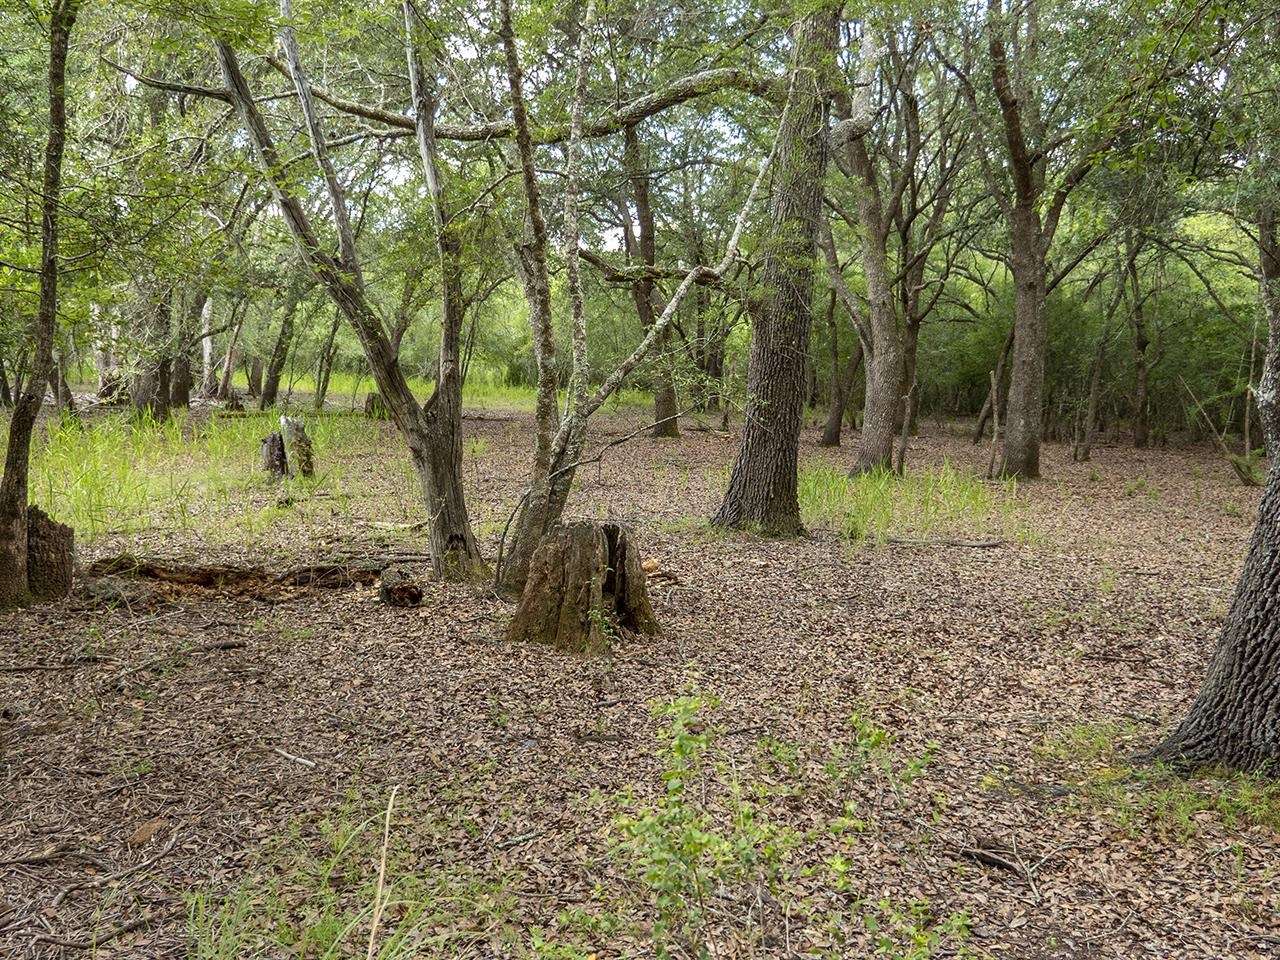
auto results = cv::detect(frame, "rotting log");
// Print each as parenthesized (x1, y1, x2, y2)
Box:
(506, 521, 658, 655)
(26, 506, 73, 601)
(379, 565, 423, 607)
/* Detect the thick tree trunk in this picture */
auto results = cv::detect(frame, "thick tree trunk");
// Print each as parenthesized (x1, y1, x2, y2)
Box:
(0, 0, 77, 608)
(506, 522, 658, 654)
(26, 506, 73, 601)
(247, 356, 263, 398)
(199, 295, 218, 396)
(712, 4, 838, 533)
(1000, 208, 1048, 478)
(1153, 211, 1280, 770)
(133, 292, 173, 420)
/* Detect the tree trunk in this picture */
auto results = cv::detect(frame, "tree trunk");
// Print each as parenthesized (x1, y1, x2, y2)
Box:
(1153, 210, 1280, 770)
(314, 306, 341, 410)
(0, 0, 77, 608)
(624, 126, 680, 439)
(1000, 207, 1048, 478)
(247, 355, 263, 398)
(821, 342, 863, 447)
(712, 4, 838, 533)
(506, 521, 658, 655)
(217, 298, 247, 402)
(27, 506, 73, 601)
(200, 294, 218, 396)
(1128, 240, 1150, 448)
(260, 288, 300, 409)
(260, 432, 287, 478)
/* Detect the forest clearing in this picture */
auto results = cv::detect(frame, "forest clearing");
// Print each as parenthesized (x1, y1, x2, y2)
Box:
(4, 0, 1280, 957)
(2, 403, 1275, 958)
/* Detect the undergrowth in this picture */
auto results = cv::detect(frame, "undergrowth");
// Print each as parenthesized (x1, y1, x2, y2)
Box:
(798, 461, 1027, 543)
(1032, 721, 1280, 841)
(188, 694, 970, 960)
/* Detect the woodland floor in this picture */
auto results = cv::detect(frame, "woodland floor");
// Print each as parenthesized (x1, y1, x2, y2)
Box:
(1, 404, 1276, 959)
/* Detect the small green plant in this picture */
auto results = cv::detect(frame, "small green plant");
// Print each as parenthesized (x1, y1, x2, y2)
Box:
(1122, 477, 1159, 500)
(862, 899, 972, 959)
(611, 694, 795, 957)
(827, 713, 937, 805)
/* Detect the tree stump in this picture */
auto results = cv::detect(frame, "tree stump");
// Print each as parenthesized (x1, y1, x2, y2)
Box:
(27, 506, 73, 601)
(506, 522, 658, 655)
(281, 416, 314, 478)
(260, 432, 287, 478)
(379, 565, 423, 607)
(364, 392, 390, 419)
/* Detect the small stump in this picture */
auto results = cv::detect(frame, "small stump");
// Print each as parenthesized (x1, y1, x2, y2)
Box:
(364, 392, 390, 419)
(27, 505, 73, 601)
(281, 416, 314, 478)
(379, 566, 423, 607)
(260, 432, 287, 478)
(506, 521, 658, 655)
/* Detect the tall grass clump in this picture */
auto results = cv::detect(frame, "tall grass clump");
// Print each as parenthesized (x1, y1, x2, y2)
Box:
(799, 460, 1023, 542)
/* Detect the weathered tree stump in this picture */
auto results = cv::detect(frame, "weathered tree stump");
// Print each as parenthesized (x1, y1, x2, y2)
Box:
(27, 505, 73, 601)
(260, 432, 287, 478)
(281, 416, 314, 478)
(379, 566, 424, 607)
(364, 392, 390, 419)
(506, 522, 658, 655)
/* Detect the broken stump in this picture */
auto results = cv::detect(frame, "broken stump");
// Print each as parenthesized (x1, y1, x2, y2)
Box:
(379, 565, 424, 607)
(260, 432, 287, 478)
(364, 392, 390, 419)
(506, 521, 658, 655)
(27, 505, 73, 601)
(281, 416, 314, 478)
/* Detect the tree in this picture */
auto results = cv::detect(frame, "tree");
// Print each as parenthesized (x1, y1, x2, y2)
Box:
(0, 0, 79, 607)
(712, 2, 840, 532)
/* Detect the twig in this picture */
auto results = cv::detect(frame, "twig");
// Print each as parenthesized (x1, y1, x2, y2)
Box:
(0, 842, 70, 866)
(272, 747, 317, 768)
(33, 907, 181, 950)
(366, 784, 400, 960)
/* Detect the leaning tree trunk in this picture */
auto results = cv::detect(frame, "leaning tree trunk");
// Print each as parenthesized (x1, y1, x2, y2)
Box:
(712, 3, 838, 533)
(1000, 207, 1048, 478)
(0, 0, 78, 608)
(1153, 210, 1280, 770)
(821, 325, 863, 447)
(507, 522, 658, 655)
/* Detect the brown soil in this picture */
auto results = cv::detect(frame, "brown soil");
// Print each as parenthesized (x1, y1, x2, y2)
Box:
(1, 411, 1272, 958)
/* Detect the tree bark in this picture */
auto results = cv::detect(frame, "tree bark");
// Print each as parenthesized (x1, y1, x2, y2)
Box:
(1128, 235, 1151, 448)
(1153, 210, 1280, 770)
(0, 0, 78, 608)
(712, 4, 838, 533)
(506, 522, 658, 655)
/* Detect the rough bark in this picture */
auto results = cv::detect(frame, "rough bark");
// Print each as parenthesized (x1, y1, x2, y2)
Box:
(1152, 210, 1280, 770)
(27, 506, 73, 602)
(0, 0, 78, 608)
(1001, 206, 1048, 478)
(712, 4, 838, 533)
(506, 522, 658, 655)
(247, 356, 263, 398)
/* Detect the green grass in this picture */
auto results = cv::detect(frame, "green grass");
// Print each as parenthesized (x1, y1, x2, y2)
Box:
(798, 460, 1025, 542)
(220, 368, 652, 414)
(15, 410, 376, 545)
(1034, 721, 1280, 840)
